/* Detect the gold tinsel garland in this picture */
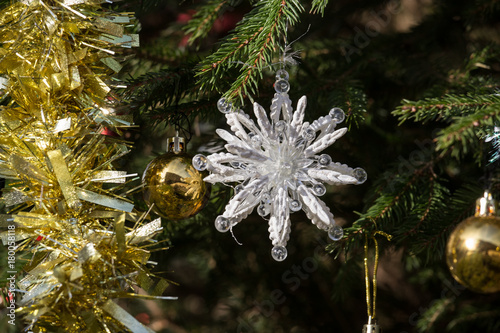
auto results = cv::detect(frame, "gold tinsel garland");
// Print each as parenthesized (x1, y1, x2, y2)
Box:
(0, 0, 173, 332)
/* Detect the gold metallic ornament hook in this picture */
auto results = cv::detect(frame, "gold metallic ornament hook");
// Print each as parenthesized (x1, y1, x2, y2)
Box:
(475, 190, 496, 217)
(166, 131, 185, 153)
(362, 315, 381, 333)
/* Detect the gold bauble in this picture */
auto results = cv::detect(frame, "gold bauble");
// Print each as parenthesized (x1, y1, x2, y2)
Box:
(446, 191, 500, 293)
(142, 136, 211, 220)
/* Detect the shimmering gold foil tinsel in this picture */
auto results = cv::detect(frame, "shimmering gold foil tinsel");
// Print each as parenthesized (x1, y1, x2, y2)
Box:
(0, 1, 174, 332)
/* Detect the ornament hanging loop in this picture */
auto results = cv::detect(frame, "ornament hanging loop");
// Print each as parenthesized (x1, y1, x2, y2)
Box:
(363, 227, 391, 332)
(169, 102, 192, 146)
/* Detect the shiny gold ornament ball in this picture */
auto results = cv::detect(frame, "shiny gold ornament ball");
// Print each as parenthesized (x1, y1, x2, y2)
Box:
(143, 151, 211, 220)
(446, 215, 500, 293)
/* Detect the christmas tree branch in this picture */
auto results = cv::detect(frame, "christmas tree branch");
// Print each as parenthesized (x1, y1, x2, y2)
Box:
(328, 147, 466, 261)
(134, 43, 188, 66)
(363, 160, 436, 227)
(194, 0, 305, 105)
(310, 0, 329, 15)
(394, 94, 500, 124)
(124, 66, 198, 118)
(435, 104, 500, 158)
(184, 0, 232, 44)
(447, 309, 500, 331)
(405, 172, 437, 235)
(417, 297, 454, 333)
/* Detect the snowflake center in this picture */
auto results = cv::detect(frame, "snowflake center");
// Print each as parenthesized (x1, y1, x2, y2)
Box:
(264, 143, 300, 186)
(277, 160, 294, 178)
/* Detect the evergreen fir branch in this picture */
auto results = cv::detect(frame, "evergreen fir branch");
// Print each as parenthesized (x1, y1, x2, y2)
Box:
(435, 104, 500, 159)
(355, 169, 478, 263)
(416, 297, 453, 333)
(123, 66, 198, 118)
(416, 184, 480, 261)
(446, 45, 500, 85)
(400, 174, 440, 236)
(398, 181, 453, 261)
(459, 76, 500, 96)
(195, 0, 305, 105)
(447, 309, 500, 332)
(134, 39, 192, 67)
(394, 94, 500, 124)
(331, 257, 362, 303)
(327, 82, 367, 128)
(139, 98, 221, 126)
(329, 148, 449, 260)
(184, 0, 231, 44)
(310, 0, 328, 15)
(360, 161, 436, 228)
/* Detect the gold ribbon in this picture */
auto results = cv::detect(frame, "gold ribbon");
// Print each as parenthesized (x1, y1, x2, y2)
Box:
(75, 187, 134, 212)
(102, 300, 156, 333)
(47, 149, 81, 210)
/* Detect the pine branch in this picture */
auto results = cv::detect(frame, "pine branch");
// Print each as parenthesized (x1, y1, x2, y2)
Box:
(134, 38, 191, 67)
(394, 94, 500, 124)
(447, 309, 500, 332)
(140, 98, 221, 126)
(361, 160, 437, 228)
(123, 66, 198, 117)
(310, 0, 328, 15)
(184, 0, 231, 44)
(399, 182, 479, 262)
(327, 82, 367, 128)
(327, 143, 475, 263)
(331, 257, 362, 303)
(194, 0, 305, 105)
(330, 156, 482, 262)
(417, 297, 453, 333)
(435, 104, 500, 159)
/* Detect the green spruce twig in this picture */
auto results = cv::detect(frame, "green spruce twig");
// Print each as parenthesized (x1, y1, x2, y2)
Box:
(193, 0, 305, 105)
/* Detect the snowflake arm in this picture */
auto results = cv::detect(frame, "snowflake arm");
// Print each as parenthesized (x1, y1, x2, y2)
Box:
(254, 103, 275, 141)
(297, 184, 334, 231)
(268, 185, 291, 247)
(220, 177, 267, 225)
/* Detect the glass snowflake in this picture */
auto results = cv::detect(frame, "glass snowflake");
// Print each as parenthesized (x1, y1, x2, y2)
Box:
(192, 70, 367, 261)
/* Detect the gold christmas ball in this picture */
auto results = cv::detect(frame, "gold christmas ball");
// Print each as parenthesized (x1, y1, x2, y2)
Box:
(142, 150, 211, 220)
(446, 215, 500, 293)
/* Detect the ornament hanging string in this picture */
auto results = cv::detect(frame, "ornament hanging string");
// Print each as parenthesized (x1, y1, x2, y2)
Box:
(364, 229, 392, 324)
(279, 21, 309, 70)
(280, 18, 289, 71)
(226, 23, 308, 71)
(171, 104, 193, 145)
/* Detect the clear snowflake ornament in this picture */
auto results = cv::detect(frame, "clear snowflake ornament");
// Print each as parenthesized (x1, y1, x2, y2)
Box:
(192, 70, 367, 261)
